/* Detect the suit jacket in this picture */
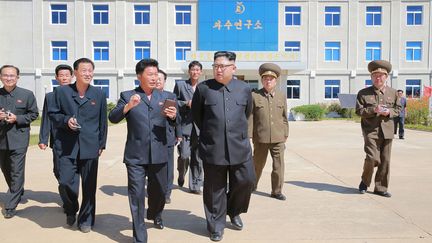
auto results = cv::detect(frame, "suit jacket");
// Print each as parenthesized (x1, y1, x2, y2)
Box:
(248, 88, 289, 144)
(48, 83, 108, 159)
(162, 90, 181, 147)
(356, 85, 402, 139)
(173, 79, 195, 136)
(39, 92, 55, 148)
(0, 86, 39, 150)
(109, 87, 173, 165)
(192, 78, 252, 166)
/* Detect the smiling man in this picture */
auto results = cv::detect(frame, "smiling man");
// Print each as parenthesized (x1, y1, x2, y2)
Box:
(356, 60, 401, 198)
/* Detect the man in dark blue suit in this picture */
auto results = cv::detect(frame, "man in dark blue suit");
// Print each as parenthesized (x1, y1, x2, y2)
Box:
(157, 69, 181, 203)
(0, 65, 39, 219)
(109, 59, 177, 243)
(192, 51, 256, 242)
(48, 58, 107, 233)
(38, 64, 73, 183)
(173, 61, 203, 193)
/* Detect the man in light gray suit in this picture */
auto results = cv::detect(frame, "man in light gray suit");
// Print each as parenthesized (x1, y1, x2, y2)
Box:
(173, 60, 203, 194)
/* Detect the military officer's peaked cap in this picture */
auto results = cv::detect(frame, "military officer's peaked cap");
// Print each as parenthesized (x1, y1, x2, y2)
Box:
(259, 63, 281, 78)
(368, 60, 392, 75)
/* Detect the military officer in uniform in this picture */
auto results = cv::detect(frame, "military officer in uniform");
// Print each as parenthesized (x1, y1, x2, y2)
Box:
(248, 63, 289, 201)
(0, 65, 39, 218)
(356, 60, 402, 198)
(192, 51, 255, 242)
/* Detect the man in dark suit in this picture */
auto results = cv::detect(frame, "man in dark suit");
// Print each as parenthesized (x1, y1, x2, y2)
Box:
(173, 61, 203, 194)
(38, 64, 73, 182)
(48, 58, 107, 232)
(109, 59, 177, 243)
(157, 69, 181, 203)
(0, 65, 39, 219)
(192, 51, 256, 242)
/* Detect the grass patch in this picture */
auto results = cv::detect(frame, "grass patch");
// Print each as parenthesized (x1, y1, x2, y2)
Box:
(30, 134, 39, 146)
(405, 124, 432, 132)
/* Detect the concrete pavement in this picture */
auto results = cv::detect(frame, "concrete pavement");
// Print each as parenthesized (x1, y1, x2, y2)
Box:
(1, 120, 432, 242)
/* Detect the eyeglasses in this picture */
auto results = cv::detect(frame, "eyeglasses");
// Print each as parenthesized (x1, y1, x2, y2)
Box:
(212, 64, 234, 71)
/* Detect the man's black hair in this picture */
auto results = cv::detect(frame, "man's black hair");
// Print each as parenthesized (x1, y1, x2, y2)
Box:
(136, 58, 159, 75)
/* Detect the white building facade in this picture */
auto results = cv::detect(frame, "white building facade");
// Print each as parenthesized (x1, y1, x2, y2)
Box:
(0, 0, 431, 109)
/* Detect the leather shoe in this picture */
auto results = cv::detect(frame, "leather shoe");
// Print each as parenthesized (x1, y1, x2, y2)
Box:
(66, 214, 76, 226)
(79, 225, 91, 233)
(189, 189, 202, 195)
(4, 209, 16, 219)
(154, 217, 164, 229)
(178, 176, 184, 187)
(270, 193, 286, 201)
(374, 191, 392, 198)
(210, 231, 223, 241)
(358, 181, 367, 194)
(230, 215, 243, 230)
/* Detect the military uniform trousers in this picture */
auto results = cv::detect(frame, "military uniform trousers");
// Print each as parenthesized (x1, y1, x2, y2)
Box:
(0, 148, 27, 210)
(177, 136, 203, 191)
(253, 142, 285, 195)
(203, 160, 255, 233)
(58, 156, 98, 227)
(166, 145, 174, 199)
(361, 136, 392, 192)
(126, 162, 167, 243)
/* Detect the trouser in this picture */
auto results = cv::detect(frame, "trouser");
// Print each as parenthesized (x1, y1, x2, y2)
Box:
(52, 149, 60, 181)
(361, 136, 392, 192)
(203, 161, 256, 233)
(58, 156, 98, 227)
(126, 163, 167, 243)
(166, 146, 174, 198)
(253, 142, 285, 195)
(177, 136, 204, 190)
(0, 148, 27, 210)
(393, 116, 405, 138)
(177, 136, 191, 183)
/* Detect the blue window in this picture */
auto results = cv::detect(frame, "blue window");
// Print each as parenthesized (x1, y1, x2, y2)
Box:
(285, 41, 300, 52)
(285, 6, 301, 26)
(175, 5, 191, 25)
(93, 41, 109, 61)
(325, 80, 340, 99)
(134, 79, 140, 88)
(407, 6, 422, 25)
(287, 80, 300, 99)
(366, 6, 382, 26)
(325, 6, 340, 26)
(52, 41, 68, 61)
(51, 4, 67, 24)
(365, 79, 372, 87)
(406, 79, 421, 98)
(134, 5, 150, 24)
(175, 41, 191, 61)
(365, 42, 381, 61)
(135, 41, 151, 60)
(325, 42, 340, 61)
(93, 79, 109, 98)
(406, 41, 422, 61)
(93, 5, 109, 24)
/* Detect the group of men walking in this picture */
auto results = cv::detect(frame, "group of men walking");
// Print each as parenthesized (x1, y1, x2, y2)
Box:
(1, 53, 403, 243)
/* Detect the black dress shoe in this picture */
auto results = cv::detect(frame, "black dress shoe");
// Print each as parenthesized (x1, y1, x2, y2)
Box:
(79, 225, 92, 233)
(358, 181, 367, 194)
(4, 209, 16, 219)
(178, 176, 184, 187)
(154, 217, 164, 229)
(66, 214, 76, 226)
(230, 215, 243, 230)
(374, 191, 392, 198)
(270, 193, 286, 201)
(210, 231, 223, 242)
(399, 136, 404, 139)
(189, 189, 202, 195)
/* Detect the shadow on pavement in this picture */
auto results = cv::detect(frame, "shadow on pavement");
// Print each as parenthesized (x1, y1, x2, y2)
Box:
(93, 213, 132, 243)
(99, 185, 128, 197)
(286, 181, 359, 194)
(18, 205, 65, 228)
(0, 190, 62, 207)
(162, 209, 208, 237)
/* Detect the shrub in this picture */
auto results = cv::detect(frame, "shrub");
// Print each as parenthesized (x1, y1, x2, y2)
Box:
(405, 98, 430, 125)
(325, 102, 355, 118)
(107, 102, 116, 114)
(291, 104, 325, 121)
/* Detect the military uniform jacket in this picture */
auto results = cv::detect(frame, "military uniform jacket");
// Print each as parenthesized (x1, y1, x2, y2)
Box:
(39, 92, 55, 148)
(173, 79, 196, 136)
(192, 78, 252, 166)
(0, 87, 39, 150)
(48, 83, 107, 159)
(248, 88, 289, 144)
(356, 86, 402, 139)
(109, 87, 173, 165)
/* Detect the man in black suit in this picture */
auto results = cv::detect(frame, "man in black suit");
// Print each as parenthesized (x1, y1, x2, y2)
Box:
(173, 61, 203, 194)
(192, 51, 256, 242)
(48, 58, 107, 233)
(38, 64, 73, 182)
(157, 69, 181, 203)
(109, 59, 177, 243)
(0, 65, 39, 218)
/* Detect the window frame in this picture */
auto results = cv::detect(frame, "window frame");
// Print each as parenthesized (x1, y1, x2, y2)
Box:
(51, 41, 68, 61)
(175, 41, 191, 61)
(324, 41, 341, 62)
(365, 41, 382, 61)
(93, 4, 109, 25)
(285, 6, 301, 26)
(287, 80, 300, 99)
(407, 6, 423, 26)
(93, 41, 110, 61)
(175, 5, 192, 25)
(325, 6, 341, 26)
(134, 5, 150, 25)
(406, 41, 422, 62)
(284, 41, 301, 53)
(50, 4, 67, 25)
(365, 6, 382, 26)
(324, 80, 340, 99)
(134, 41, 151, 61)
(405, 79, 421, 98)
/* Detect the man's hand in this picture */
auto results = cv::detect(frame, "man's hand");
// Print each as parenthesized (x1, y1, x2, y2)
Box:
(4, 112, 17, 124)
(99, 149, 104, 156)
(0, 109, 7, 121)
(163, 106, 177, 120)
(187, 100, 192, 108)
(38, 144, 48, 150)
(68, 117, 80, 131)
(124, 94, 141, 114)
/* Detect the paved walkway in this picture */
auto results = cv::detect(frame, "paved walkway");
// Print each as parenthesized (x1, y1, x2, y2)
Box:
(1, 120, 432, 242)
